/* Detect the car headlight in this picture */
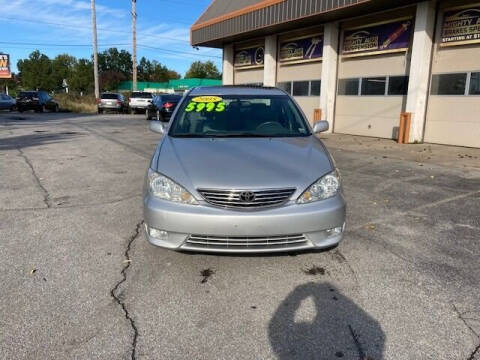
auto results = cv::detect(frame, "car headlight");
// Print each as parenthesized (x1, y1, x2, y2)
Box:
(148, 169, 198, 205)
(297, 170, 341, 204)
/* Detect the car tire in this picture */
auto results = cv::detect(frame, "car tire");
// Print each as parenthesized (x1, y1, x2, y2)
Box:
(98, 108, 103, 114)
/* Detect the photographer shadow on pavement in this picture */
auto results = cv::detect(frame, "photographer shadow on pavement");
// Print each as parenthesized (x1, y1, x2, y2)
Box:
(268, 282, 385, 360)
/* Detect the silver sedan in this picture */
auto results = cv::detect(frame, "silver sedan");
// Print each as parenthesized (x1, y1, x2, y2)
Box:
(143, 86, 346, 253)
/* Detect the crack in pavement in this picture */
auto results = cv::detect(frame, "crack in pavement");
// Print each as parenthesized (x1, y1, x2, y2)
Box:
(16, 147, 52, 208)
(110, 221, 143, 360)
(348, 324, 370, 360)
(468, 344, 480, 360)
(453, 304, 480, 360)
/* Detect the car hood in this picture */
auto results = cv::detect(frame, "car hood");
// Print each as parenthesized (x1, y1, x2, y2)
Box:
(153, 136, 333, 197)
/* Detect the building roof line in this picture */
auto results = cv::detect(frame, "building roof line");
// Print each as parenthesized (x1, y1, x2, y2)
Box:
(192, 0, 286, 31)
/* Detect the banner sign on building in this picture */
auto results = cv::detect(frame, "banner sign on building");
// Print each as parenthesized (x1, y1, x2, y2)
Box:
(441, 7, 480, 47)
(343, 20, 412, 57)
(0, 54, 11, 79)
(234, 46, 264, 67)
(279, 35, 323, 63)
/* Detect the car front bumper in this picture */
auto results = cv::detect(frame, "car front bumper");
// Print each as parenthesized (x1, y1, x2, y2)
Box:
(143, 194, 346, 253)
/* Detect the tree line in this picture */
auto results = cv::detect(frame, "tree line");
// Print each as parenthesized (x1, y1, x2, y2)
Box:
(2, 48, 221, 96)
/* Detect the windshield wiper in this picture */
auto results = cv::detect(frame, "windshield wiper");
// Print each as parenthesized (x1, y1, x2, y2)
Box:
(209, 132, 272, 138)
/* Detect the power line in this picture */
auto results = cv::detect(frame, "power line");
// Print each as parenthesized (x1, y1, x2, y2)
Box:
(0, 41, 129, 48)
(137, 44, 221, 59)
(0, 41, 221, 59)
(0, 16, 193, 43)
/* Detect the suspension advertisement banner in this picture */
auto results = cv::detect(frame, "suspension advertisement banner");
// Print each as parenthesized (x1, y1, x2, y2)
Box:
(0, 54, 11, 79)
(343, 19, 412, 57)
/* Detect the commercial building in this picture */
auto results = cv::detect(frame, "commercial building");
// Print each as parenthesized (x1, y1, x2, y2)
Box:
(191, 0, 480, 148)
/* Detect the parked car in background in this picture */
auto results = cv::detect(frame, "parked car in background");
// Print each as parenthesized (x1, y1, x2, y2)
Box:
(0, 93, 16, 111)
(17, 91, 59, 113)
(144, 86, 346, 253)
(145, 94, 182, 121)
(97, 93, 126, 114)
(129, 91, 153, 114)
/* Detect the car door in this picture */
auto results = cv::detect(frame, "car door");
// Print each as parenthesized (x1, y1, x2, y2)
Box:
(0, 94, 6, 109)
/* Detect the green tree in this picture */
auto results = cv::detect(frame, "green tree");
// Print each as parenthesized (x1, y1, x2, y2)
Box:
(17, 50, 55, 91)
(52, 54, 76, 89)
(185, 60, 221, 79)
(69, 59, 94, 93)
(138, 57, 181, 82)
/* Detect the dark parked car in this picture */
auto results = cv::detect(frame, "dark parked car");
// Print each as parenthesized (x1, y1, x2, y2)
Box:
(17, 91, 59, 113)
(97, 93, 126, 114)
(0, 93, 16, 111)
(145, 94, 182, 121)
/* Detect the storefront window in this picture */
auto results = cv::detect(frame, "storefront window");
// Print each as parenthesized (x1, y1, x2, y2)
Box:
(310, 80, 321, 96)
(431, 73, 467, 95)
(361, 77, 386, 95)
(277, 82, 292, 94)
(292, 81, 309, 96)
(338, 78, 359, 95)
(469, 73, 480, 95)
(388, 76, 409, 95)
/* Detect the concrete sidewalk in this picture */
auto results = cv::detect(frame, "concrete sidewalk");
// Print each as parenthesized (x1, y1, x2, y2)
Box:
(321, 133, 480, 174)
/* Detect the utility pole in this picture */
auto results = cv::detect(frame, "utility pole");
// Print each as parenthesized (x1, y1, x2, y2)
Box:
(91, 0, 100, 99)
(132, 0, 137, 91)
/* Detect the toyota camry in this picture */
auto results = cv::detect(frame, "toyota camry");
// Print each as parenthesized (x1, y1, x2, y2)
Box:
(143, 86, 346, 253)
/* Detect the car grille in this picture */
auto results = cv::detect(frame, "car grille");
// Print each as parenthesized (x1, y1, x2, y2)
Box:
(183, 234, 309, 251)
(197, 188, 296, 209)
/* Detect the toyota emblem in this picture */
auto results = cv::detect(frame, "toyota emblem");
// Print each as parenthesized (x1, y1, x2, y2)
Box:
(239, 191, 255, 202)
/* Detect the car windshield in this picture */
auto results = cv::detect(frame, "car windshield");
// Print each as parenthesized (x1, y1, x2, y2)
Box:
(169, 95, 311, 138)
(159, 95, 181, 102)
(18, 92, 37, 99)
(101, 93, 118, 99)
(131, 92, 152, 99)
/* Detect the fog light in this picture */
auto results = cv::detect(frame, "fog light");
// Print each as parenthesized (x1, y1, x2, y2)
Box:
(326, 226, 343, 237)
(148, 227, 168, 241)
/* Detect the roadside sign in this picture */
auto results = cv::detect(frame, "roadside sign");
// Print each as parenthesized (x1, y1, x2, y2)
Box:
(0, 54, 11, 79)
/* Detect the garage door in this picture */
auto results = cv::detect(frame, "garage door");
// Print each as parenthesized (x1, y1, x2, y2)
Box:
(276, 30, 323, 124)
(424, 2, 480, 148)
(334, 11, 414, 139)
(233, 42, 264, 86)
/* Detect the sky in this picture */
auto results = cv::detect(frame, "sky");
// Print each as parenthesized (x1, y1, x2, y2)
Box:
(0, 0, 222, 77)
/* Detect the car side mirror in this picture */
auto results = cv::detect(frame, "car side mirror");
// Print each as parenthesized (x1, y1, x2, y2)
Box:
(313, 121, 329, 134)
(150, 121, 165, 135)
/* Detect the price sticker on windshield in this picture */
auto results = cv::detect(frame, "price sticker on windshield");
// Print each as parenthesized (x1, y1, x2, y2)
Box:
(185, 96, 226, 113)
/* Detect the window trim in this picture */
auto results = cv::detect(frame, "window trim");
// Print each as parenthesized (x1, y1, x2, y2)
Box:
(430, 71, 475, 97)
(338, 75, 409, 96)
(276, 79, 321, 97)
(468, 71, 480, 96)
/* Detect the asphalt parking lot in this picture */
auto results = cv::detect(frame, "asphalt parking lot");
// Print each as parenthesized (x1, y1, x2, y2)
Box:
(1, 112, 479, 360)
